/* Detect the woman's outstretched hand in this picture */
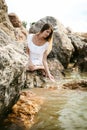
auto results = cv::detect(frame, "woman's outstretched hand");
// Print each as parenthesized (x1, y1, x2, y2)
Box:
(48, 73, 55, 82)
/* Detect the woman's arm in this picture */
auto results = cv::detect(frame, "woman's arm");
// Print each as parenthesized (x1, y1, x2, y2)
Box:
(26, 46, 34, 66)
(26, 46, 35, 70)
(43, 50, 55, 81)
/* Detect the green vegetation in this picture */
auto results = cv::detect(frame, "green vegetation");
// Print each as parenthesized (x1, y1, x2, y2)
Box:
(22, 21, 27, 28)
(30, 22, 36, 27)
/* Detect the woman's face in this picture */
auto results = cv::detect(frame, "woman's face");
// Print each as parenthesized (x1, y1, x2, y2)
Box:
(41, 29, 51, 38)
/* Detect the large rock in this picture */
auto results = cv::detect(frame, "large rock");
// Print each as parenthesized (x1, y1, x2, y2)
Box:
(8, 13, 28, 42)
(0, 0, 15, 39)
(68, 33, 87, 71)
(0, 41, 28, 120)
(78, 44, 87, 72)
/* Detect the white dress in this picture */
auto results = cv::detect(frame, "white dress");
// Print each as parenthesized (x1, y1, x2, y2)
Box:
(27, 34, 49, 66)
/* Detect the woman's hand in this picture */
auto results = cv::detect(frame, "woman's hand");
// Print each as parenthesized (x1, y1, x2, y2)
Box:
(47, 73, 55, 82)
(43, 51, 55, 82)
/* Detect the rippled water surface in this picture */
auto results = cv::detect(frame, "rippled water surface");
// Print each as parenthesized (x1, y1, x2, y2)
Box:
(30, 88, 87, 130)
(29, 71, 87, 130)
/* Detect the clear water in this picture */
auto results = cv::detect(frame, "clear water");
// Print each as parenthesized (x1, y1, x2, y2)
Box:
(29, 71, 87, 130)
(30, 88, 87, 130)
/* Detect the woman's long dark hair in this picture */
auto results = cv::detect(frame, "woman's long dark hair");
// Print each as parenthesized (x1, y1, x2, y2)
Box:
(40, 23, 53, 41)
(40, 23, 53, 55)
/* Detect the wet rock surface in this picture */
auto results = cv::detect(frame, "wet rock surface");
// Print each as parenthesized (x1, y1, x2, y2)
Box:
(1, 90, 44, 129)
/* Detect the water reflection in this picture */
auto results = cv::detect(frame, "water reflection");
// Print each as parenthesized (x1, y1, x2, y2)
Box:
(59, 91, 87, 130)
(30, 88, 87, 130)
(0, 122, 26, 130)
(65, 70, 87, 80)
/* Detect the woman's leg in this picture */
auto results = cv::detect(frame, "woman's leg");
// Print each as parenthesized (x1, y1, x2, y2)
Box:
(26, 64, 46, 76)
(25, 61, 46, 76)
(26, 63, 44, 71)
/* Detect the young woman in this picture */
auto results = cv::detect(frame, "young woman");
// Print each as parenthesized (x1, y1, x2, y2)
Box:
(26, 23, 55, 81)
